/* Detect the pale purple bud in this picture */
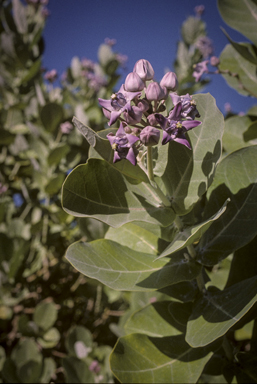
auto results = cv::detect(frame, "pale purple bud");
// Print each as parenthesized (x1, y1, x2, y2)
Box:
(133, 59, 155, 81)
(137, 99, 149, 112)
(147, 113, 158, 126)
(160, 72, 178, 91)
(140, 126, 160, 147)
(210, 56, 220, 67)
(125, 72, 145, 92)
(146, 82, 167, 101)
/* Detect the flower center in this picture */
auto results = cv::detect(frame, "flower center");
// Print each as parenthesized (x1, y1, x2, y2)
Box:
(111, 93, 127, 110)
(176, 122, 183, 129)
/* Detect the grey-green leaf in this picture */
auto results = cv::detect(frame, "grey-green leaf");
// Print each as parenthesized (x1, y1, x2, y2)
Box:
(160, 93, 224, 215)
(65, 239, 202, 291)
(157, 199, 228, 259)
(197, 145, 257, 266)
(218, 0, 257, 46)
(62, 159, 175, 228)
(72, 116, 148, 182)
(186, 275, 257, 347)
(110, 333, 214, 384)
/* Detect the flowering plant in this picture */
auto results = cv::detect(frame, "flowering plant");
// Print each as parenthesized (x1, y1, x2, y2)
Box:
(62, 0, 257, 378)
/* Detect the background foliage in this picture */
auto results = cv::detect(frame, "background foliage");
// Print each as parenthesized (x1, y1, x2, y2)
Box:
(1, 0, 257, 383)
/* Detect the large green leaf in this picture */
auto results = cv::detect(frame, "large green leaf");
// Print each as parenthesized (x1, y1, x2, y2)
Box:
(125, 301, 192, 337)
(197, 145, 257, 266)
(220, 27, 257, 65)
(219, 44, 257, 97)
(65, 239, 202, 291)
(105, 222, 170, 255)
(160, 94, 224, 215)
(218, 0, 257, 46)
(157, 199, 228, 259)
(223, 115, 257, 154)
(62, 159, 175, 228)
(186, 275, 257, 347)
(110, 333, 215, 384)
(73, 116, 148, 182)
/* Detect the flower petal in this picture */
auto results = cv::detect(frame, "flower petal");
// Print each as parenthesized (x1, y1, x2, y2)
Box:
(126, 147, 137, 165)
(182, 120, 202, 131)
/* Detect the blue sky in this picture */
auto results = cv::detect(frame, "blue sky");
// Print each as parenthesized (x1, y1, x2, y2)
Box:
(42, 0, 257, 115)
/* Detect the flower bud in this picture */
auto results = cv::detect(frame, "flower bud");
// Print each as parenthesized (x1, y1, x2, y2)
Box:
(160, 72, 178, 91)
(133, 59, 154, 81)
(125, 72, 144, 92)
(210, 56, 220, 67)
(147, 113, 158, 126)
(146, 82, 167, 101)
(140, 126, 160, 146)
(137, 99, 150, 112)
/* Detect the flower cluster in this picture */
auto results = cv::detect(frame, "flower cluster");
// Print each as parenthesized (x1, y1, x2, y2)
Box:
(98, 59, 202, 165)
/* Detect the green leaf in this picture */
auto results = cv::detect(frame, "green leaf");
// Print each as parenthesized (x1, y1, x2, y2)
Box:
(186, 276, 257, 347)
(39, 358, 56, 384)
(48, 143, 70, 166)
(218, 0, 257, 46)
(21, 59, 42, 84)
(40, 103, 64, 132)
(110, 333, 215, 384)
(65, 239, 202, 291)
(12, 0, 27, 34)
(219, 44, 257, 97)
(181, 16, 206, 45)
(226, 235, 257, 288)
(65, 326, 93, 358)
(221, 27, 257, 65)
(105, 222, 169, 255)
(38, 328, 60, 349)
(243, 120, 257, 142)
(62, 159, 175, 228)
(160, 93, 224, 215)
(223, 115, 257, 154)
(11, 339, 43, 383)
(63, 357, 94, 384)
(73, 117, 148, 182)
(125, 301, 191, 337)
(45, 174, 65, 195)
(197, 145, 257, 266)
(157, 199, 228, 259)
(33, 302, 58, 331)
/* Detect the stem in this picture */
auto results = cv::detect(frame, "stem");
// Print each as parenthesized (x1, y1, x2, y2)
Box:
(140, 146, 171, 207)
(147, 147, 154, 182)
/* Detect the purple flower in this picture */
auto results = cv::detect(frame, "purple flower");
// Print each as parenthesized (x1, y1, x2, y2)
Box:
(44, 69, 58, 83)
(195, 36, 214, 58)
(170, 93, 200, 120)
(155, 104, 201, 148)
(192, 60, 209, 82)
(98, 85, 141, 126)
(89, 360, 101, 374)
(123, 105, 143, 125)
(194, 5, 205, 17)
(107, 123, 139, 165)
(60, 121, 73, 134)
